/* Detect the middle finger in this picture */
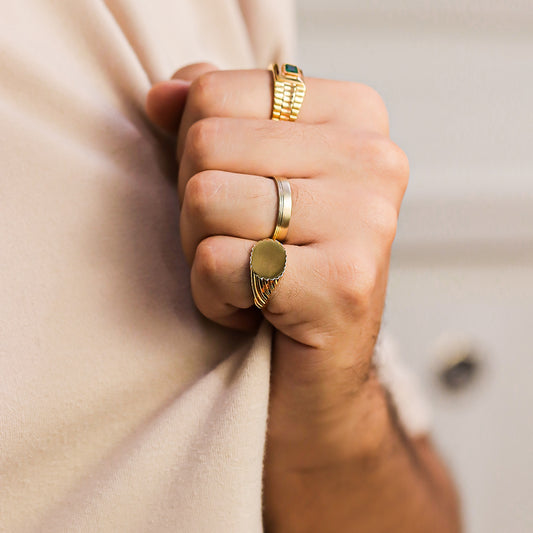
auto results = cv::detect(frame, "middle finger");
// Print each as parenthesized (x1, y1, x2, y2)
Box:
(178, 117, 334, 203)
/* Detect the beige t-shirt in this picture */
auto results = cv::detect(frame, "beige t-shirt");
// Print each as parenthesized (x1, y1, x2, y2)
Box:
(0, 1, 428, 531)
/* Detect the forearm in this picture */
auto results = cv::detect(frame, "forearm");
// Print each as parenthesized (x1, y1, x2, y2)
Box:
(263, 371, 462, 533)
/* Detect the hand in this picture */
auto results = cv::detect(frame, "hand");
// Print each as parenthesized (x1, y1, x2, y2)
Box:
(146, 63, 408, 464)
(146, 65, 463, 533)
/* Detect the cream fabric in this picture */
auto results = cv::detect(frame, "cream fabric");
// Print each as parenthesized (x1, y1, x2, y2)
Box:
(374, 333, 432, 437)
(0, 1, 427, 532)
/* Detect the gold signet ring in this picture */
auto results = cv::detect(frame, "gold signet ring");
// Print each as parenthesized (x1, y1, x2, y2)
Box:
(250, 239, 287, 310)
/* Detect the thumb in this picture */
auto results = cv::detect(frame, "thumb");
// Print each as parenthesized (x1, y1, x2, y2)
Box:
(170, 62, 219, 82)
(146, 62, 218, 133)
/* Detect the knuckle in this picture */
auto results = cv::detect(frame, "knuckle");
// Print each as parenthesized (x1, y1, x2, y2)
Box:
(363, 86, 389, 132)
(184, 117, 219, 167)
(189, 71, 222, 117)
(393, 145, 410, 190)
(352, 83, 386, 110)
(363, 135, 393, 162)
(183, 171, 221, 222)
(361, 135, 410, 184)
(362, 85, 388, 115)
(193, 236, 221, 283)
(341, 260, 377, 312)
(326, 254, 377, 312)
(381, 139, 410, 188)
(346, 82, 389, 132)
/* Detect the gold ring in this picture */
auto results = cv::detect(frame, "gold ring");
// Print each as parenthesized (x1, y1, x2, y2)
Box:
(250, 239, 287, 309)
(270, 63, 306, 122)
(271, 177, 292, 242)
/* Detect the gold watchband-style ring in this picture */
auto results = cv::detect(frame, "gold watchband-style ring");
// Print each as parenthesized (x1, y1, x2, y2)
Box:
(270, 63, 306, 122)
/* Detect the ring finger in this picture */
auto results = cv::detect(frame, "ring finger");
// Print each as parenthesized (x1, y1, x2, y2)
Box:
(180, 170, 357, 265)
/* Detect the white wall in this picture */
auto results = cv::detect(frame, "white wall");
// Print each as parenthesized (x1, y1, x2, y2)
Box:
(296, 2, 533, 532)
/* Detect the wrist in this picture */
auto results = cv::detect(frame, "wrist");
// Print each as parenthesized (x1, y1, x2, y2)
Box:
(266, 367, 393, 472)
(263, 371, 403, 533)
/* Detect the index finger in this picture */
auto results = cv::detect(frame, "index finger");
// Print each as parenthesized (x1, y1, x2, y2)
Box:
(176, 69, 389, 161)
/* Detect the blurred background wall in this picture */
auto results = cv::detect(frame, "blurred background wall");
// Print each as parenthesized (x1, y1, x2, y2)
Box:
(296, 1, 533, 532)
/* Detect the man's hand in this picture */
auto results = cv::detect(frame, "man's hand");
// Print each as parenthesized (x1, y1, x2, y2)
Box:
(148, 61, 403, 450)
(146, 64, 461, 532)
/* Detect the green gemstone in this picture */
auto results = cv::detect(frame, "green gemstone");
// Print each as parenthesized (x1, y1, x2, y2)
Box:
(285, 64, 298, 74)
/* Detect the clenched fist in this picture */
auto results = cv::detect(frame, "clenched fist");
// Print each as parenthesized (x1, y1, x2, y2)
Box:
(146, 63, 459, 533)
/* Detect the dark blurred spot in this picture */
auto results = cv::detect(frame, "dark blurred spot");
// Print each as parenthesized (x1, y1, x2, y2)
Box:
(439, 353, 480, 391)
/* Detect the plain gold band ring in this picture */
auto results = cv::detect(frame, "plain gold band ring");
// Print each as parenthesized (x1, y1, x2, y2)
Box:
(271, 177, 292, 242)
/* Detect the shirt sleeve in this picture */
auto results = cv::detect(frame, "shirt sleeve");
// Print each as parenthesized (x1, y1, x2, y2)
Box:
(374, 331, 433, 437)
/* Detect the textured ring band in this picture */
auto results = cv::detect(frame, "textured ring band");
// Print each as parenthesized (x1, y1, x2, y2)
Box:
(271, 177, 292, 242)
(270, 63, 306, 122)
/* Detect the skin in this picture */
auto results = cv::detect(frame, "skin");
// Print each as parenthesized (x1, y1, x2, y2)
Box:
(146, 63, 462, 532)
